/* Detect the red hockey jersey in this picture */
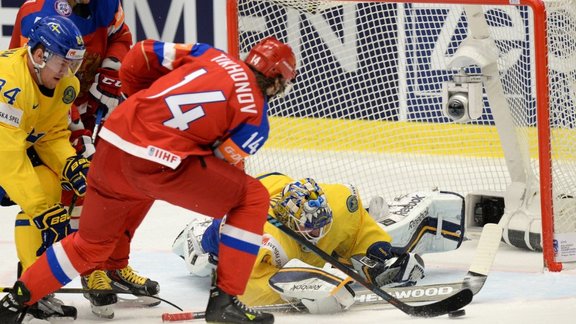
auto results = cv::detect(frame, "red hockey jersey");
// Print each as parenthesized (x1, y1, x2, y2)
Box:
(99, 40, 270, 169)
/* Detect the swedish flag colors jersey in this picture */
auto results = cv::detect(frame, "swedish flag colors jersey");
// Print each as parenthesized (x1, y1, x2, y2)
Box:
(10, 0, 131, 100)
(240, 173, 392, 306)
(0, 47, 78, 216)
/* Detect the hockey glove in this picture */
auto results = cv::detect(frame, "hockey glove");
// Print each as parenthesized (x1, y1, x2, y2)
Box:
(351, 252, 425, 288)
(61, 155, 90, 196)
(172, 217, 218, 277)
(269, 259, 355, 314)
(33, 204, 71, 256)
(70, 129, 96, 160)
(88, 67, 122, 118)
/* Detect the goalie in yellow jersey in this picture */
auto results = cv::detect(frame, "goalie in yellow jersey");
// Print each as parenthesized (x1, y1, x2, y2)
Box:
(173, 173, 426, 313)
(0, 16, 89, 321)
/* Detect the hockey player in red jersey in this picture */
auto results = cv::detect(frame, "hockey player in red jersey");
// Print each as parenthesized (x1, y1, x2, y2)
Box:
(8, 1, 161, 319)
(0, 37, 296, 324)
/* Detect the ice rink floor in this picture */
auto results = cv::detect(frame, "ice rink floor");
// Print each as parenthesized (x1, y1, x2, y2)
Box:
(1, 201, 576, 324)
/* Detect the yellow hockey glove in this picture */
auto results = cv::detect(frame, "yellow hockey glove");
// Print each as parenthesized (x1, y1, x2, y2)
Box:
(61, 155, 90, 196)
(32, 204, 71, 256)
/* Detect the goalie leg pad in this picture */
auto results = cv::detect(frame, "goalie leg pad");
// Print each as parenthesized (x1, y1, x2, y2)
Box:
(382, 191, 465, 255)
(269, 259, 354, 314)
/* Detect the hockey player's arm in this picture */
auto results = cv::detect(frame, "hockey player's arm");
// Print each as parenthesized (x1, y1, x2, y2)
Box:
(0, 125, 50, 216)
(120, 40, 195, 97)
(347, 210, 425, 288)
(331, 186, 425, 288)
(85, 1, 133, 120)
(33, 112, 77, 177)
(103, 1, 133, 62)
(214, 113, 270, 169)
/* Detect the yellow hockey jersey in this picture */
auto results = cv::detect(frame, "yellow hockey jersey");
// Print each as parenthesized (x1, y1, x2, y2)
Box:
(0, 47, 78, 217)
(240, 173, 392, 306)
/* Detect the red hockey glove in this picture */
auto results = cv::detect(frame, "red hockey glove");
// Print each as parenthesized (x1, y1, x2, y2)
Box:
(88, 67, 122, 118)
(70, 129, 96, 160)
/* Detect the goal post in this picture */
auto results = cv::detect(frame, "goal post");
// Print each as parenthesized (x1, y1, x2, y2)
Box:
(227, 0, 576, 271)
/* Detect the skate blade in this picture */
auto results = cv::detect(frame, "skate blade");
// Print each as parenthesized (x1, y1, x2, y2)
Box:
(23, 314, 49, 323)
(90, 304, 114, 319)
(117, 295, 161, 307)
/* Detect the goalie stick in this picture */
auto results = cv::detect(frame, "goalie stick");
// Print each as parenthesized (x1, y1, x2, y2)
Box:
(0, 287, 183, 311)
(263, 215, 473, 317)
(353, 222, 502, 304)
(161, 224, 501, 321)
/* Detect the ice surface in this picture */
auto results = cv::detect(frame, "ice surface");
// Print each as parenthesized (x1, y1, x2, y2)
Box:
(1, 201, 575, 324)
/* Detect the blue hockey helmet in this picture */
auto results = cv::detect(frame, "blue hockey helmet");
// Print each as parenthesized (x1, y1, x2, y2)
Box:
(27, 16, 85, 74)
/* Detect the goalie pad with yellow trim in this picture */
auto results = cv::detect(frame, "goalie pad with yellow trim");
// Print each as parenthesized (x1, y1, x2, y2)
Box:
(373, 190, 465, 255)
(268, 259, 355, 314)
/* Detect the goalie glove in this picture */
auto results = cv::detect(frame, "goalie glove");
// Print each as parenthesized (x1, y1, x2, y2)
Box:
(351, 252, 425, 288)
(269, 259, 355, 314)
(61, 155, 90, 197)
(172, 216, 218, 277)
(32, 204, 71, 256)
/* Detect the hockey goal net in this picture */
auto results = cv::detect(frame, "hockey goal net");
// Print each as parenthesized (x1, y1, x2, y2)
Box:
(227, 0, 576, 271)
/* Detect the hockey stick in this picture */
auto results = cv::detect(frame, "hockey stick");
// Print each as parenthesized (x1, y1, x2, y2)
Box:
(91, 106, 104, 143)
(67, 193, 78, 216)
(161, 224, 500, 321)
(353, 223, 502, 304)
(0, 287, 183, 311)
(251, 223, 500, 308)
(264, 215, 473, 317)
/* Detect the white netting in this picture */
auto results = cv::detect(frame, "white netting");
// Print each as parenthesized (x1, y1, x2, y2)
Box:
(231, 0, 576, 242)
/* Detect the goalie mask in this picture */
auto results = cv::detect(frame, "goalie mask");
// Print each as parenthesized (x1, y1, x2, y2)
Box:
(273, 178, 333, 244)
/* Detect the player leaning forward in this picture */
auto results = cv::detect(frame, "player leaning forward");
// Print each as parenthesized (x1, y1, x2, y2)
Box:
(0, 16, 89, 321)
(174, 173, 426, 313)
(0, 37, 297, 324)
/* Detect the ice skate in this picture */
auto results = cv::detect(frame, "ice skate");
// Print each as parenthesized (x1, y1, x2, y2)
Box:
(107, 266, 161, 307)
(81, 270, 117, 319)
(205, 285, 274, 324)
(0, 281, 30, 324)
(26, 293, 77, 321)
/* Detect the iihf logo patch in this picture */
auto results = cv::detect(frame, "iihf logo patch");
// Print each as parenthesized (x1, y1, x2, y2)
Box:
(55, 0, 73, 17)
(146, 145, 181, 169)
(346, 195, 359, 212)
